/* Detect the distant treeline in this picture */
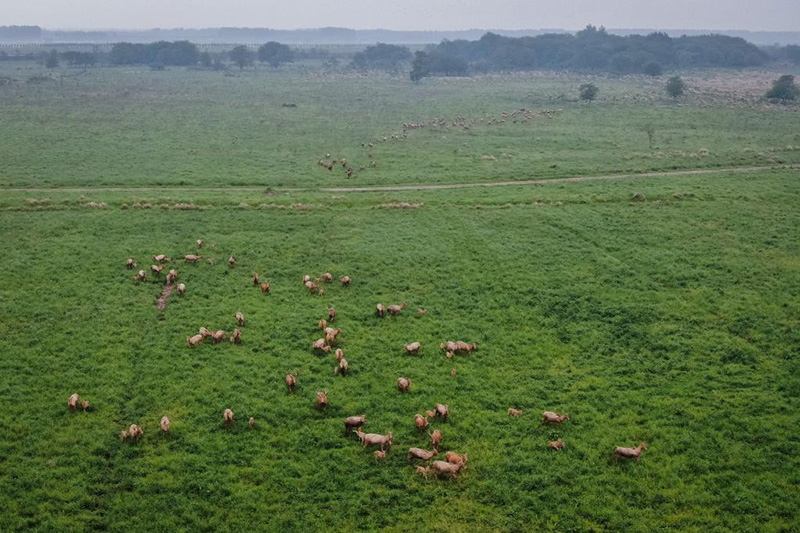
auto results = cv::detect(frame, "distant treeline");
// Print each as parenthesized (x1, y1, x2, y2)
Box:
(0, 26, 42, 41)
(4, 25, 800, 46)
(414, 27, 776, 78)
(109, 41, 200, 66)
(3, 29, 799, 75)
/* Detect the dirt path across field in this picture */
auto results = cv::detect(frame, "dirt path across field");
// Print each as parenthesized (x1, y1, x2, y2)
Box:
(156, 282, 174, 311)
(320, 165, 798, 193)
(4, 165, 797, 194)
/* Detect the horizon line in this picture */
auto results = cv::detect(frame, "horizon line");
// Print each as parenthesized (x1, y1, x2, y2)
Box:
(9, 25, 800, 34)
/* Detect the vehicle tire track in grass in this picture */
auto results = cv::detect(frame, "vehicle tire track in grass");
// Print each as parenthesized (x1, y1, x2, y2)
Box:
(536, 208, 639, 283)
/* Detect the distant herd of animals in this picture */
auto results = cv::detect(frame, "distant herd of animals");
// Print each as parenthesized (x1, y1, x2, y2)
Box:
(68, 237, 648, 481)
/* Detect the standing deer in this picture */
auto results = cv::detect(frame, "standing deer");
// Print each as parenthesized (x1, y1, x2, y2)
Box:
(316, 390, 329, 410)
(285, 370, 298, 392)
(614, 443, 647, 462)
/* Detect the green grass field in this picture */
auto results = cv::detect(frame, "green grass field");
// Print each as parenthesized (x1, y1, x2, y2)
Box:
(2, 65, 800, 189)
(0, 62, 799, 531)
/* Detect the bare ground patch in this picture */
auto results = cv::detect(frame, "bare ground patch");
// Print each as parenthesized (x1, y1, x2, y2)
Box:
(156, 282, 174, 311)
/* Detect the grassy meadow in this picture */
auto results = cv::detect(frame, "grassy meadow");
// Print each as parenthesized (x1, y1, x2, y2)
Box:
(1, 64, 799, 189)
(0, 61, 799, 531)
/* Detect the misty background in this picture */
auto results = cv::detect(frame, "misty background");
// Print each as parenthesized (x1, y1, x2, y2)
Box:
(3, 0, 800, 32)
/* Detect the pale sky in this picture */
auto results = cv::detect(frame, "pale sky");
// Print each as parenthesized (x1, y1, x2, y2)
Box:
(4, 0, 799, 32)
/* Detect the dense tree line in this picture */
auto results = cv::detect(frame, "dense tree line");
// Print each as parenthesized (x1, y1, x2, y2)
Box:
(414, 27, 771, 79)
(109, 41, 200, 66)
(2, 30, 796, 78)
(351, 43, 412, 72)
(106, 41, 297, 69)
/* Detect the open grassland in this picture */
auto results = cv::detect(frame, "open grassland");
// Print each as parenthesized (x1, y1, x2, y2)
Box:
(1, 168, 799, 531)
(1, 64, 799, 531)
(1, 64, 799, 189)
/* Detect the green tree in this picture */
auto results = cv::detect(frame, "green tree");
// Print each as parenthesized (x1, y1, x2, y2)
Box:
(44, 49, 59, 69)
(228, 45, 254, 70)
(579, 83, 599, 102)
(199, 52, 212, 68)
(258, 42, 294, 68)
(766, 75, 799, 102)
(110, 42, 140, 65)
(666, 75, 686, 99)
(410, 51, 430, 83)
(351, 43, 412, 72)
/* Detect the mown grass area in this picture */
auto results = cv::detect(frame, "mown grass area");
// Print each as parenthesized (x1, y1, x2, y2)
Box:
(1, 64, 799, 189)
(0, 169, 798, 531)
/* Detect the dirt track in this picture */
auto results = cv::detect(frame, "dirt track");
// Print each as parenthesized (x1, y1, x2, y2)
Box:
(320, 165, 798, 193)
(4, 165, 796, 194)
(156, 282, 174, 311)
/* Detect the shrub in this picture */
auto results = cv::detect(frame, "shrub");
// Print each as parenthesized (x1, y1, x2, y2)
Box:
(666, 76, 686, 99)
(257, 42, 294, 68)
(766, 75, 799, 102)
(579, 83, 599, 101)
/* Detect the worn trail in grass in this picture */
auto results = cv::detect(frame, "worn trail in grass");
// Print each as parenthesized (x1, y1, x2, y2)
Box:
(6, 164, 797, 193)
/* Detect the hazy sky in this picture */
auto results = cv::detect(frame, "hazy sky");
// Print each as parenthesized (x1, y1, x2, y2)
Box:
(5, 0, 800, 31)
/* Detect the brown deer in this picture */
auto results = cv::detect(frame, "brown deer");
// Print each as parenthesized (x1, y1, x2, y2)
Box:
(285, 370, 298, 392)
(316, 390, 329, 410)
(614, 443, 647, 462)
(542, 412, 570, 425)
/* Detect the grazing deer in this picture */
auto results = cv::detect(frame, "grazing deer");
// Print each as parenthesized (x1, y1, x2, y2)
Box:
(285, 370, 298, 392)
(614, 442, 647, 462)
(542, 412, 569, 425)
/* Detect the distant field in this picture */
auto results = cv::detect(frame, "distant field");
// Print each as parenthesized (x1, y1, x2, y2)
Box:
(1, 63, 799, 189)
(0, 63, 799, 531)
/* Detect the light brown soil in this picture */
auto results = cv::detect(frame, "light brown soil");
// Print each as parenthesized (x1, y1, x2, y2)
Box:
(156, 282, 174, 311)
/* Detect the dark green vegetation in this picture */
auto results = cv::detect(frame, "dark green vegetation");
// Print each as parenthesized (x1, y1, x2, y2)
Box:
(666, 75, 687, 99)
(228, 45, 255, 70)
(579, 83, 599, 102)
(109, 41, 200, 67)
(7, 27, 800, 77)
(352, 44, 412, 72)
(766, 74, 800, 102)
(0, 61, 799, 531)
(419, 28, 771, 77)
(258, 42, 294, 68)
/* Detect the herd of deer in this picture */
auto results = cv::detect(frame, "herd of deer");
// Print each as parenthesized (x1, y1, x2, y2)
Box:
(70, 240, 649, 481)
